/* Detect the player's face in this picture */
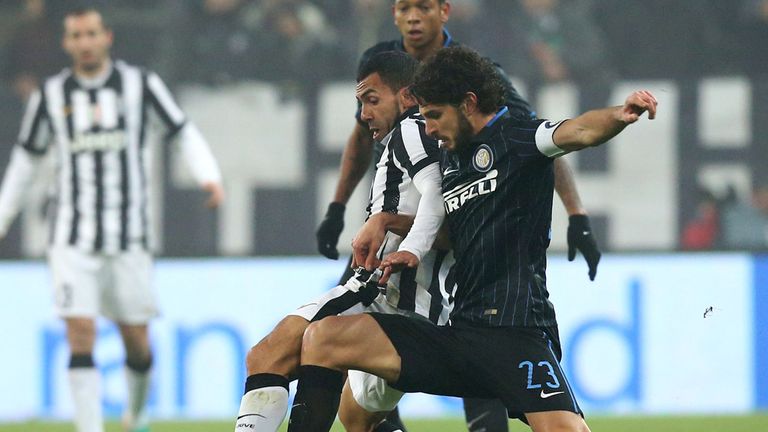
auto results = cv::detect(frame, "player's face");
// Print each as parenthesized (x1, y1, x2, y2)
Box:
(420, 103, 474, 152)
(393, 0, 449, 49)
(356, 73, 401, 141)
(62, 12, 113, 73)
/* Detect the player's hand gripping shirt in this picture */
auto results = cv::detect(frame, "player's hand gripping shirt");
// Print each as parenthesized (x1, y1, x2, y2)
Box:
(366, 106, 454, 324)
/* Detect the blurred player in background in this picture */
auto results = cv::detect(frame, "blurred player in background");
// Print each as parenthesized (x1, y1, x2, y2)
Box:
(235, 51, 447, 432)
(288, 45, 658, 432)
(0, 8, 223, 432)
(315, 1, 600, 430)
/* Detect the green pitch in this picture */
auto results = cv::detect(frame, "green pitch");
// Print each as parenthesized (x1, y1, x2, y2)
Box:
(2, 415, 768, 432)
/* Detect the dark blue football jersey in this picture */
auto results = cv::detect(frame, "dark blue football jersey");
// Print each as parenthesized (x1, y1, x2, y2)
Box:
(440, 108, 567, 328)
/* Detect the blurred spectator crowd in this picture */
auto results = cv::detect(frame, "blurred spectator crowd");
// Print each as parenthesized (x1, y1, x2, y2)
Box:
(1, 0, 767, 253)
(2, 0, 768, 100)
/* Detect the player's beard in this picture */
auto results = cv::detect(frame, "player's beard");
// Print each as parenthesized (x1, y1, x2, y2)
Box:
(452, 111, 475, 153)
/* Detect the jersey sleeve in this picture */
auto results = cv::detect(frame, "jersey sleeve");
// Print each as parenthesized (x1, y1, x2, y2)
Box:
(534, 120, 569, 158)
(17, 89, 52, 156)
(392, 118, 440, 179)
(505, 118, 569, 159)
(143, 71, 187, 136)
(397, 162, 445, 261)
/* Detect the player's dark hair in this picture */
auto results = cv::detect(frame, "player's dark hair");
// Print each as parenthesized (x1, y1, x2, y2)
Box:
(411, 46, 505, 114)
(357, 51, 420, 93)
(63, 6, 111, 31)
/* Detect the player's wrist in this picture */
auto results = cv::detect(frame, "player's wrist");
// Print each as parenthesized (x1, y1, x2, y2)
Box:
(326, 202, 345, 219)
(568, 214, 591, 228)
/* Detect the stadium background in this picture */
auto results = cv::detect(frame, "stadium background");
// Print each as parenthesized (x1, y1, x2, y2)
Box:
(0, 0, 766, 430)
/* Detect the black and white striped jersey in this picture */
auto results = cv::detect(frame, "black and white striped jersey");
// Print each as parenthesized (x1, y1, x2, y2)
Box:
(0, 59, 220, 254)
(366, 106, 454, 325)
(440, 108, 565, 328)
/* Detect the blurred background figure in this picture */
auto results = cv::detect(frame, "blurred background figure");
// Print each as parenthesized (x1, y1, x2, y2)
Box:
(681, 188, 721, 250)
(251, 0, 351, 92)
(483, 0, 613, 87)
(175, 0, 261, 85)
(721, 185, 768, 250)
(1, 0, 65, 103)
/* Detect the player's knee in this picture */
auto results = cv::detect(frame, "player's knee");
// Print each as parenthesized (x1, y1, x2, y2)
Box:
(246, 316, 307, 375)
(338, 403, 382, 432)
(529, 413, 590, 432)
(301, 317, 344, 363)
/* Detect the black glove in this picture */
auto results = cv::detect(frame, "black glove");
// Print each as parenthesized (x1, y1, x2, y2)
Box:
(567, 214, 601, 281)
(316, 202, 345, 259)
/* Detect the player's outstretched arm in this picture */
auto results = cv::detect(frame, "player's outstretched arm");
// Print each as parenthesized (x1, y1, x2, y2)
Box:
(554, 158, 601, 281)
(316, 122, 375, 260)
(554, 90, 658, 151)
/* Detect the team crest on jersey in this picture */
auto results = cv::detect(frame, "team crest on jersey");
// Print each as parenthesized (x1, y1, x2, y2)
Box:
(473, 144, 493, 172)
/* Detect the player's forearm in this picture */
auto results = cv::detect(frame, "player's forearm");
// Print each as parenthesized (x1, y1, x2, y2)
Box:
(553, 158, 586, 216)
(332, 123, 373, 204)
(368, 212, 415, 238)
(0, 147, 40, 236)
(554, 106, 627, 151)
(398, 164, 445, 260)
(178, 123, 222, 185)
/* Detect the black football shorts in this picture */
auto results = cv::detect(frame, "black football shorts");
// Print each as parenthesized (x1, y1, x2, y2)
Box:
(369, 312, 582, 420)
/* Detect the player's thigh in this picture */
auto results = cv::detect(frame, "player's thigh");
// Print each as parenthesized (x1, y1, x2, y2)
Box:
(302, 314, 400, 383)
(526, 410, 590, 432)
(483, 328, 582, 421)
(339, 376, 394, 432)
(246, 315, 309, 375)
(48, 246, 101, 319)
(289, 284, 366, 322)
(106, 250, 157, 324)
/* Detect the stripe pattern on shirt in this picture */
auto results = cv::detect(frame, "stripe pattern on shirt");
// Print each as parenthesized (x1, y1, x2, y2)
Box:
(18, 60, 186, 254)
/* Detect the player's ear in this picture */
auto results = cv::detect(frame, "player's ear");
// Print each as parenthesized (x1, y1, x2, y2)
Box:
(461, 92, 479, 116)
(399, 86, 417, 108)
(440, 1, 452, 24)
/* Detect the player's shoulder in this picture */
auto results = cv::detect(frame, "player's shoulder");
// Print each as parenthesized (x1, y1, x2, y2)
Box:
(498, 116, 545, 137)
(113, 59, 154, 80)
(397, 110, 438, 149)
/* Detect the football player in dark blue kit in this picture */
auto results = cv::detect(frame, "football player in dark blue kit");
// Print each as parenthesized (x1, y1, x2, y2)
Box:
(287, 46, 657, 432)
(317, 3, 600, 429)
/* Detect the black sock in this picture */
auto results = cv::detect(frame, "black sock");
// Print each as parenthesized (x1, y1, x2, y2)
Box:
(287, 365, 344, 432)
(380, 406, 408, 431)
(243, 372, 289, 393)
(69, 353, 95, 369)
(375, 419, 406, 432)
(463, 397, 509, 432)
(126, 354, 153, 373)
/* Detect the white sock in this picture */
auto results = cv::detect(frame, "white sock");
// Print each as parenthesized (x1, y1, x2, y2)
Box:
(123, 367, 151, 430)
(68, 367, 104, 432)
(234, 386, 289, 432)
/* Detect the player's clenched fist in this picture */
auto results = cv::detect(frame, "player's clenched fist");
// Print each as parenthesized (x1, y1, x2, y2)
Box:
(620, 90, 658, 123)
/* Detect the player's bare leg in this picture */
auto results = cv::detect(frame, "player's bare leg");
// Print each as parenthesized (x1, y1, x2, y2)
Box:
(338, 380, 398, 432)
(66, 317, 103, 432)
(525, 411, 590, 432)
(118, 323, 152, 432)
(287, 314, 400, 432)
(235, 315, 309, 432)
